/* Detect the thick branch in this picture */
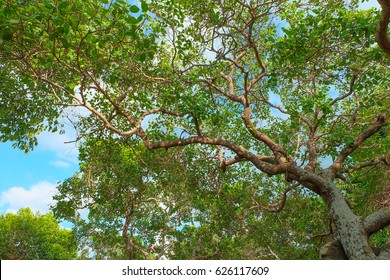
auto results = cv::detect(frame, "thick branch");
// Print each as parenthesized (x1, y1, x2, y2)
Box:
(143, 135, 288, 176)
(222, 155, 276, 167)
(376, 0, 390, 55)
(363, 206, 390, 235)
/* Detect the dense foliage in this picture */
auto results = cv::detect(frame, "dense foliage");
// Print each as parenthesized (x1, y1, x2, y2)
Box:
(53, 138, 329, 259)
(1, 0, 389, 259)
(0, 208, 77, 260)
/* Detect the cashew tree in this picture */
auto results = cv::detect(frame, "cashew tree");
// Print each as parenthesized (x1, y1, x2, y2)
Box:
(1, 0, 389, 259)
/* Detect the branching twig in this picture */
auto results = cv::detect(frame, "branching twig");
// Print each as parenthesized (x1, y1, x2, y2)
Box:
(250, 183, 300, 213)
(329, 114, 387, 173)
(344, 155, 389, 174)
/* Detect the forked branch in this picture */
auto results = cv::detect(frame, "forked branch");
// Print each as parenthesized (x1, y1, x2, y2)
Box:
(329, 114, 387, 173)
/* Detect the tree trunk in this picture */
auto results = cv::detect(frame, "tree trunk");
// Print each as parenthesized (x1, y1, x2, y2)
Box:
(322, 181, 377, 259)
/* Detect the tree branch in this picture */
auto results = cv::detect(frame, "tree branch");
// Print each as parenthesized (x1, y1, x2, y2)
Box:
(242, 105, 288, 160)
(329, 114, 387, 173)
(376, 0, 390, 55)
(329, 68, 361, 106)
(250, 183, 299, 213)
(143, 135, 288, 176)
(344, 155, 389, 174)
(363, 206, 390, 235)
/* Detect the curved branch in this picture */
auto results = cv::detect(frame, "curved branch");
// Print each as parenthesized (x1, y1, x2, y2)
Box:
(329, 114, 387, 173)
(250, 183, 299, 213)
(329, 68, 361, 106)
(242, 105, 288, 160)
(363, 206, 390, 235)
(344, 155, 389, 174)
(376, 0, 390, 55)
(143, 135, 288, 176)
(222, 155, 276, 168)
(267, 183, 299, 213)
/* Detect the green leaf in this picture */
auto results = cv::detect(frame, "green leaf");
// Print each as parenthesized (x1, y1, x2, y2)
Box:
(126, 16, 138, 24)
(141, 1, 148, 12)
(281, 26, 292, 36)
(137, 53, 146, 62)
(130, 5, 140, 13)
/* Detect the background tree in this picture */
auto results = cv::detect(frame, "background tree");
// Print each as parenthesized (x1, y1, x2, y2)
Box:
(0, 208, 77, 260)
(1, 0, 389, 259)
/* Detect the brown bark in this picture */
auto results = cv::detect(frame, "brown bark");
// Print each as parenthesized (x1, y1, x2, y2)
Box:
(376, 0, 390, 55)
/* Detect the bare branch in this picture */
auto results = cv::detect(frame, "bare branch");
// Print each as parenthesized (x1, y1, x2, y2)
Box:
(143, 135, 287, 176)
(198, 78, 244, 103)
(190, 112, 203, 136)
(242, 105, 288, 160)
(220, 154, 276, 172)
(267, 246, 280, 260)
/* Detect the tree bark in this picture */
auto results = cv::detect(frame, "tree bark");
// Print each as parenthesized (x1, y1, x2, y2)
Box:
(289, 165, 379, 259)
(376, 0, 390, 55)
(363, 206, 390, 235)
(324, 184, 377, 260)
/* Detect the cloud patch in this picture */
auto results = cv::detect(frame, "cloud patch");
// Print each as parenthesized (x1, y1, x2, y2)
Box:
(0, 181, 58, 213)
(51, 160, 72, 168)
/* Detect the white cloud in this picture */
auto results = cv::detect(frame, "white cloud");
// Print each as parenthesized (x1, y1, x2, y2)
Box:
(37, 130, 79, 167)
(0, 181, 58, 214)
(51, 160, 72, 168)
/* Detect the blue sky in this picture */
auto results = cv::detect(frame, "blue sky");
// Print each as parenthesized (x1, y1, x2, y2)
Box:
(0, 0, 380, 220)
(0, 130, 79, 217)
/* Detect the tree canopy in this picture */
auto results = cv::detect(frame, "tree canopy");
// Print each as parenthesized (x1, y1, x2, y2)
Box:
(0, 208, 77, 260)
(1, 0, 390, 259)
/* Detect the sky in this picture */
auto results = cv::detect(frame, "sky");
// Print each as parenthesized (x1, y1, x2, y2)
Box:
(0, 130, 79, 216)
(0, 0, 381, 221)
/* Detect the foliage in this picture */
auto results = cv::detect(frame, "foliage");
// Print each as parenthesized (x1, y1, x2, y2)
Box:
(53, 136, 329, 259)
(0, 208, 77, 260)
(1, 0, 390, 259)
(53, 137, 214, 259)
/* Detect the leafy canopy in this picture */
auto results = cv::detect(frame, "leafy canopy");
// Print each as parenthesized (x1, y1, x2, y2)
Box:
(1, 0, 390, 259)
(0, 208, 77, 260)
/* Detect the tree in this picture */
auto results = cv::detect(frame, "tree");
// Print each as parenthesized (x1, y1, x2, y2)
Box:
(53, 138, 196, 260)
(1, 0, 389, 259)
(0, 208, 77, 259)
(53, 137, 329, 260)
